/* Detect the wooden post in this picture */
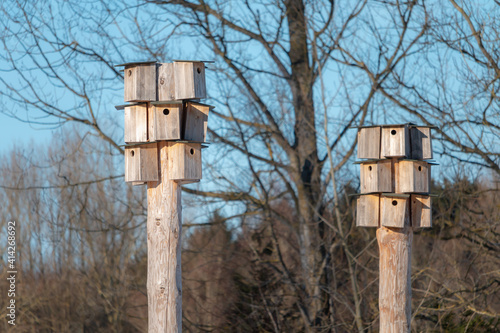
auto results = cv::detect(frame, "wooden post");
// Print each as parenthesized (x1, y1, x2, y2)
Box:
(147, 141, 182, 333)
(354, 123, 437, 332)
(377, 226, 412, 332)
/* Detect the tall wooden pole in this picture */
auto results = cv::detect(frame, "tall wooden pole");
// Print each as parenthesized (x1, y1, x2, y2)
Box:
(147, 141, 182, 333)
(377, 225, 413, 333)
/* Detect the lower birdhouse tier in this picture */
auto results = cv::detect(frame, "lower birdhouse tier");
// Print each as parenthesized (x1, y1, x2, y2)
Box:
(117, 101, 212, 143)
(355, 193, 432, 228)
(125, 143, 159, 183)
(166, 142, 202, 181)
(356, 123, 437, 160)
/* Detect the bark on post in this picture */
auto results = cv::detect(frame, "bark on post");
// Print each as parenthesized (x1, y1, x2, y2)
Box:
(147, 141, 182, 333)
(377, 226, 412, 333)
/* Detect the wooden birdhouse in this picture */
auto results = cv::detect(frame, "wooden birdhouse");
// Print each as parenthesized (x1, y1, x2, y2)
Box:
(158, 61, 206, 101)
(358, 159, 392, 193)
(125, 143, 159, 182)
(356, 194, 380, 227)
(120, 103, 148, 143)
(380, 194, 410, 228)
(410, 126, 434, 160)
(357, 126, 381, 159)
(381, 124, 410, 158)
(396, 160, 430, 193)
(166, 142, 202, 181)
(411, 194, 432, 228)
(120, 61, 157, 102)
(148, 101, 183, 141)
(184, 101, 212, 142)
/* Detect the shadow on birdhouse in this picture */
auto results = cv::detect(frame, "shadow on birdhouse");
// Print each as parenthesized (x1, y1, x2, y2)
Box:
(411, 194, 432, 228)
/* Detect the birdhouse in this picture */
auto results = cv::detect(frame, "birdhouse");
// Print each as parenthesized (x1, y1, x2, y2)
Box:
(358, 159, 393, 193)
(396, 160, 430, 193)
(120, 103, 148, 143)
(410, 126, 434, 160)
(166, 142, 202, 181)
(184, 101, 212, 142)
(411, 194, 432, 228)
(356, 194, 380, 227)
(157, 61, 206, 101)
(380, 194, 410, 228)
(125, 143, 159, 182)
(120, 61, 157, 102)
(148, 101, 183, 141)
(381, 124, 410, 158)
(357, 126, 381, 159)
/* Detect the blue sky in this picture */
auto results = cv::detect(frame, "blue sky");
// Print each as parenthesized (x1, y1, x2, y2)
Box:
(0, 113, 52, 154)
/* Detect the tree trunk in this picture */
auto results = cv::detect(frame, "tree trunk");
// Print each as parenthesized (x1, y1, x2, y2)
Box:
(286, 0, 324, 328)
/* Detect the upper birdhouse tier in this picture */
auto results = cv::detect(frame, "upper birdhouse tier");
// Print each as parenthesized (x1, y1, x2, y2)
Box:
(116, 60, 212, 102)
(355, 123, 438, 160)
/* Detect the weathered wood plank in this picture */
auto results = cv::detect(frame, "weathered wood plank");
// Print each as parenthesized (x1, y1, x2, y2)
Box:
(124, 143, 159, 182)
(149, 103, 182, 141)
(124, 104, 148, 143)
(380, 195, 410, 228)
(157, 63, 176, 101)
(381, 126, 410, 158)
(166, 142, 202, 180)
(397, 160, 430, 193)
(174, 62, 206, 100)
(411, 194, 432, 228)
(410, 127, 433, 160)
(357, 127, 381, 159)
(356, 194, 380, 227)
(377, 226, 412, 333)
(184, 102, 211, 142)
(360, 160, 392, 193)
(124, 64, 157, 102)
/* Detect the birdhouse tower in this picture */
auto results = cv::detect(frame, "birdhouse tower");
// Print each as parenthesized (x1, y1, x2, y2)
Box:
(116, 60, 213, 332)
(353, 122, 438, 333)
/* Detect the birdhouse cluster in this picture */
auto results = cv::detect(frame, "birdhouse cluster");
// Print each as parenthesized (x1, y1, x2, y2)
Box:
(354, 123, 437, 228)
(116, 61, 212, 185)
